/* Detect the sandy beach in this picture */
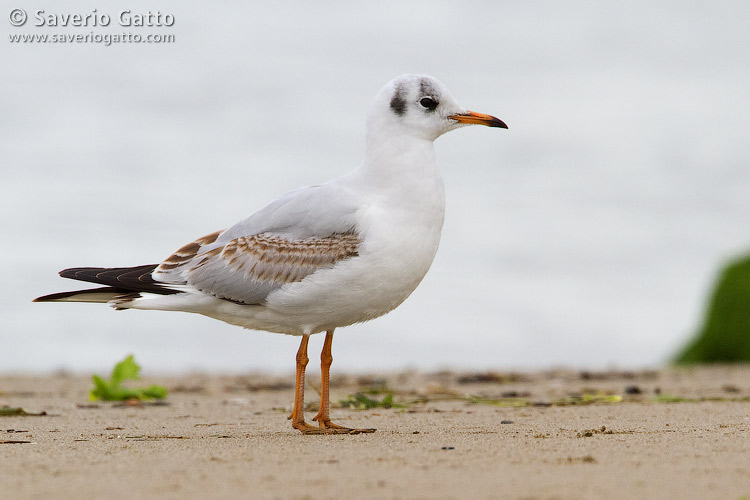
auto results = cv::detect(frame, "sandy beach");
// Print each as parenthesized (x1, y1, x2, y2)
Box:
(2, 366, 750, 500)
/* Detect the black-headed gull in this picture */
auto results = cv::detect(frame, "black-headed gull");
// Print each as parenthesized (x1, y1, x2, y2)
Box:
(35, 74, 507, 434)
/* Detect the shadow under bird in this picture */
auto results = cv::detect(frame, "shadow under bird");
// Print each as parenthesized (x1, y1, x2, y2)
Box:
(35, 74, 507, 434)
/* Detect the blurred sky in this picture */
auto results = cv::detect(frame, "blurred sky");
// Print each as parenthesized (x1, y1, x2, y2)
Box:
(2, 1, 749, 373)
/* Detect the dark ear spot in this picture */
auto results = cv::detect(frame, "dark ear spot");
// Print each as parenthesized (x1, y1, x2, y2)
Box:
(390, 84, 407, 116)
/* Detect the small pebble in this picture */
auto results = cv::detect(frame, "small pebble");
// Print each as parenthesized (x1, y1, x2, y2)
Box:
(500, 420, 513, 424)
(441, 446, 455, 450)
(624, 385, 642, 395)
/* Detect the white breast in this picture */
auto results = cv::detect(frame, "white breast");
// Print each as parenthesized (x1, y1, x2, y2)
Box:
(257, 162, 446, 334)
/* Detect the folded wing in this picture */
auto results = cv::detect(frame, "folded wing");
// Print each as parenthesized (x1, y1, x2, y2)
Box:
(154, 183, 364, 304)
(155, 231, 360, 304)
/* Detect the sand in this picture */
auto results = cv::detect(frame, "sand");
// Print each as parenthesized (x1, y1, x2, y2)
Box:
(2, 366, 750, 500)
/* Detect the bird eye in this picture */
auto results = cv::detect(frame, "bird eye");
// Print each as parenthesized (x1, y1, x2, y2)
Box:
(419, 96, 438, 111)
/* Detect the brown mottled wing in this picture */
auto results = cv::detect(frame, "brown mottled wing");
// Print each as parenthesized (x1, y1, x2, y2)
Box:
(156, 230, 223, 273)
(154, 231, 360, 304)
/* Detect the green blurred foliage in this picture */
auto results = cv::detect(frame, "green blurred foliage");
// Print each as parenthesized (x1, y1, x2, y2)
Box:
(339, 393, 402, 409)
(90, 354, 167, 401)
(675, 254, 750, 364)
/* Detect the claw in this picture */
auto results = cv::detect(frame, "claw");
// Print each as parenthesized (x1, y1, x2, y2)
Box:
(293, 420, 372, 435)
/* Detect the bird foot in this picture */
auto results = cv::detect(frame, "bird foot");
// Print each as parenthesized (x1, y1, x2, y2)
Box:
(293, 419, 376, 435)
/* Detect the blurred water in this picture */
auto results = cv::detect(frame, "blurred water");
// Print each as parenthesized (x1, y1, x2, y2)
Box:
(2, 1, 749, 373)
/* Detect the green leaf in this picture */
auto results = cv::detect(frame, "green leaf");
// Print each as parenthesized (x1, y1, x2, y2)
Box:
(89, 374, 110, 401)
(89, 355, 166, 401)
(142, 385, 167, 399)
(110, 354, 140, 386)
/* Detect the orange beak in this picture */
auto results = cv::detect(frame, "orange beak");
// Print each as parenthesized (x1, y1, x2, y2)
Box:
(449, 110, 508, 129)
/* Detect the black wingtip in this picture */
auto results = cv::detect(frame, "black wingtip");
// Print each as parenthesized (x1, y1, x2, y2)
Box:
(36, 264, 180, 303)
(59, 268, 76, 279)
(33, 290, 83, 302)
(33, 287, 141, 303)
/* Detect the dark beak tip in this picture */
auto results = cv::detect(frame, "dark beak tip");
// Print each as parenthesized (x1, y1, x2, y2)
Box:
(494, 119, 509, 129)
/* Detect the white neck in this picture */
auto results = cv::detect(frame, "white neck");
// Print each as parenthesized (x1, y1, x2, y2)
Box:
(356, 117, 440, 189)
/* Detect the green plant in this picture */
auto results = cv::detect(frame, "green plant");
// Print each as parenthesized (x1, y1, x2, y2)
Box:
(90, 354, 167, 401)
(339, 392, 402, 409)
(675, 253, 750, 363)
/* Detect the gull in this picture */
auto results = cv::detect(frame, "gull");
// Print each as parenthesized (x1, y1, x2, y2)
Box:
(34, 74, 507, 434)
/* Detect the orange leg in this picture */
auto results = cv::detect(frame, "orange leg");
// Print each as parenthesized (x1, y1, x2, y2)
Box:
(289, 334, 344, 434)
(312, 330, 376, 434)
(289, 334, 318, 433)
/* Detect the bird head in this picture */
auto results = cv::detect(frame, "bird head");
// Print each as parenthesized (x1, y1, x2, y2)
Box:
(367, 74, 507, 142)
